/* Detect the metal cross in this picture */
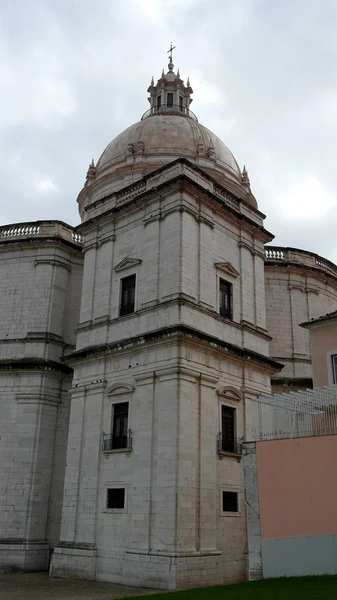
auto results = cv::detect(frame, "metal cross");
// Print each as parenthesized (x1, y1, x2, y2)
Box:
(167, 42, 176, 62)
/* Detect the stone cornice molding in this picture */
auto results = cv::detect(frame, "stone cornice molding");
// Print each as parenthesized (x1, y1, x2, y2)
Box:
(143, 205, 215, 230)
(74, 295, 272, 341)
(34, 258, 71, 271)
(16, 392, 60, 406)
(241, 386, 262, 398)
(71, 379, 107, 395)
(65, 324, 283, 374)
(79, 158, 272, 243)
(98, 234, 116, 247)
(238, 240, 264, 258)
(0, 358, 72, 375)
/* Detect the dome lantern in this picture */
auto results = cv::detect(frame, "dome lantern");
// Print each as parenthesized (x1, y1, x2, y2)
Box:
(143, 44, 196, 121)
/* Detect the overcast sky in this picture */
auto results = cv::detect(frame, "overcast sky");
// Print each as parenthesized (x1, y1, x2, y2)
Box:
(1, 0, 337, 261)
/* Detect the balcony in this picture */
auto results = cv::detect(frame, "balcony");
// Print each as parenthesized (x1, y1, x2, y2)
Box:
(141, 104, 198, 122)
(102, 430, 132, 453)
(217, 433, 242, 460)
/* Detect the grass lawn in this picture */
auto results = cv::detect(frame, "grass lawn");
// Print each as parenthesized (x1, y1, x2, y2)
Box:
(126, 575, 337, 600)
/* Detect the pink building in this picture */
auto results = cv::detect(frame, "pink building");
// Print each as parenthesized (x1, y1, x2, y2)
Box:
(301, 310, 337, 387)
(245, 387, 337, 579)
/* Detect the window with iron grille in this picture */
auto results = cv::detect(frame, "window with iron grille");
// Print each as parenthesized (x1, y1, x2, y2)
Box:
(219, 278, 232, 319)
(222, 491, 238, 513)
(107, 488, 125, 510)
(120, 274, 136, 316)
(332, 354, 337, 384)
(221, 405, 235, 453)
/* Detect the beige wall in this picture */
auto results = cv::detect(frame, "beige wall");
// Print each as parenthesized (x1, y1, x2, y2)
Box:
(310, 321, 337, 387)
(256, 435, 337, 539)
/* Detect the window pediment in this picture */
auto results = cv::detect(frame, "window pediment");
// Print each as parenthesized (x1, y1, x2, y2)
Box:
(114, 257, 142, 273)
(214, 262, 239, 278)
(107, 383, 134, 396)
(216, 386, 242, 401)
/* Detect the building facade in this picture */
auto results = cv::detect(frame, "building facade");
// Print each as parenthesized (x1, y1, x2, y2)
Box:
(1, 58, 337, 587)
(301, 310, 337, 387)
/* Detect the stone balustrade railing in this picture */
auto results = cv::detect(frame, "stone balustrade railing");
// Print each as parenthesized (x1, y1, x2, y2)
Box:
(0, 221, 83, 245)
(265, 245, 337, 279)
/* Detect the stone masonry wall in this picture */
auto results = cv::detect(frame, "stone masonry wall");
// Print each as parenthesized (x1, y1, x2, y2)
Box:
(265, 263, 337, 384)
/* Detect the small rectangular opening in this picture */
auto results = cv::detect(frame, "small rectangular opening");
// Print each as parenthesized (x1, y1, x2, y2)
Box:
(167, 93, 174, 107)
(107, 488, 125, 509)
(222, 491, 238, 513)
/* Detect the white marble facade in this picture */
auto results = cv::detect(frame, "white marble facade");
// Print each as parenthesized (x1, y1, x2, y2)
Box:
(1, 61, 337, 588)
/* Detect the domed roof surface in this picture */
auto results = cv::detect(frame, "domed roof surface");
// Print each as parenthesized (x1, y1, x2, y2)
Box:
(96, 115, 241, 182)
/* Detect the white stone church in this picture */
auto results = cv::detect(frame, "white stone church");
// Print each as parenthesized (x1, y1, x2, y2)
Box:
(1, 56, 337, 589)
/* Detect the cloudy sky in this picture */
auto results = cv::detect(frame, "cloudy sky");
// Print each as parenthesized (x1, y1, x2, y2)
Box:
(1, 0, 337, 261)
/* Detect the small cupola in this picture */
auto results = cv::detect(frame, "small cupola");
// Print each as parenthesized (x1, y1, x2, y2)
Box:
(142, 44, 197, 122)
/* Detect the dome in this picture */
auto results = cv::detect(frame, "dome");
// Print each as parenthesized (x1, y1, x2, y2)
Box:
(78, 58, 257, 219)
(96, 115, 241, 185)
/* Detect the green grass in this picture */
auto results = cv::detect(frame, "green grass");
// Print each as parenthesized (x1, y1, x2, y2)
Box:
(125, 575, 337, 600)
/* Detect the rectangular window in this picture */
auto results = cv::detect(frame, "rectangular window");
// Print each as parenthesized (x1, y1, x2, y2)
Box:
(222, 491, 239, 513)
(107, 488, 125, 510)
(221, 405, 235, 453)
(157, 95, 161, 109)
(167, 92, 174, 107)
(120, 274, 136, 316)
(179, 96, 183, 111)
(332, 355, 337, 384)
(111, 402, 129, 449)
(219, 279, 232, 319)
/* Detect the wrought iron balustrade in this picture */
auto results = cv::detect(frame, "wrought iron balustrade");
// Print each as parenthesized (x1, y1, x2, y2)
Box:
(141, 104, 198, 122)
(217, 433, 242, 455)
(102, 429, 132, 452)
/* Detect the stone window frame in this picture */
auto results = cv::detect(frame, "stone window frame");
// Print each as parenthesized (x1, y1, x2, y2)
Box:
(219, 487, 241, 517)
(218, 278, 233, 320)
(114, 257, 142, 318)
(217, 387, 242, 460)
(103, 482, 129, 514)
(214, 262, 239, 322)
(119, 273, 137, 316)
(102, 384, 134, 454)
(327, 350, 337, 385)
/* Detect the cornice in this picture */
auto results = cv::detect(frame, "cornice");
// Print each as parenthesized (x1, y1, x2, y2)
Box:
(64, 324, 283, 373)
(34, 258, 71, 271)
(0, 358, 72, 374)
(78, 158, 272, 241)
(74, 295, 272, 341)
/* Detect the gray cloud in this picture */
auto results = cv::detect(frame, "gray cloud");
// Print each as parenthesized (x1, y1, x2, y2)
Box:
(1, 0, 337, 261)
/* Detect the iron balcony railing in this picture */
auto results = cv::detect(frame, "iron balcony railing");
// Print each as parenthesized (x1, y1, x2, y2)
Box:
(102, 429, 132, 452)
(141, 104, 198, 122)
(217, 433, 242, 455)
